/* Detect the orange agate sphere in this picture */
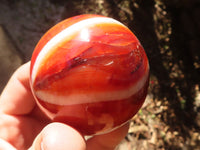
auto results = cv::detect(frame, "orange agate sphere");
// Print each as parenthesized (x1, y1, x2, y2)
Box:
(30, 14, 149, 135)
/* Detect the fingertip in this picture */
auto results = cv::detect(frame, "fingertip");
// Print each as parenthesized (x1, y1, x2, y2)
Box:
(30, 123, 86, 150)
(0, 62, 35, 115)
(0, 139, 16, 150)
(86, 122, 129, 150)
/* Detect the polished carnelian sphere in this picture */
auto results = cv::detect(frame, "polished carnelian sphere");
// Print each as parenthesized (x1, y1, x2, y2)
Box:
(30, 14, 149, 135)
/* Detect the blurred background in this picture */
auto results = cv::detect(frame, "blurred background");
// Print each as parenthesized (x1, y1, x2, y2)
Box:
(0, 0, 200, 149)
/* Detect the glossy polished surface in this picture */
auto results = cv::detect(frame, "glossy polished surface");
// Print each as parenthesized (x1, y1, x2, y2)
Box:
(30, 14, 149, 135)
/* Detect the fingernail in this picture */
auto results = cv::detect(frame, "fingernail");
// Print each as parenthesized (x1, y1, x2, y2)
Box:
(40, 141, 45, 150)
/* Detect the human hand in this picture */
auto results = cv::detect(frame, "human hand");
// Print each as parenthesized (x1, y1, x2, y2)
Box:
(0, 62, 129, 150)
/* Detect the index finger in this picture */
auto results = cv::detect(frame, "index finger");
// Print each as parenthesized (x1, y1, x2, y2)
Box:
(87, 122, 129, 150)
(0, 62, 36, 115)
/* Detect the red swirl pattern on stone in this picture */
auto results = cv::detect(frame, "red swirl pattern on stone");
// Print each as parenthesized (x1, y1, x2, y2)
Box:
(30, 14, 150, 135)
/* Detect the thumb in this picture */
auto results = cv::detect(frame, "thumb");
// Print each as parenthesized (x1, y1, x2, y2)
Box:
(0, 139, 16, 150)
(29, 122, 86, 150)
